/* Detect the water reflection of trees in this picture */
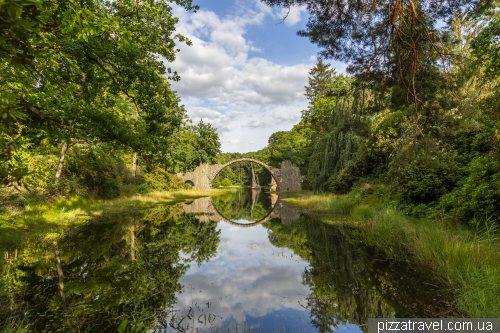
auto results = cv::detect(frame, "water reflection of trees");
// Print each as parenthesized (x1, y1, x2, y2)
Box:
(211, 188, 273, 222)
(263, 215, 456, 333)
(0, 205, 221, 332)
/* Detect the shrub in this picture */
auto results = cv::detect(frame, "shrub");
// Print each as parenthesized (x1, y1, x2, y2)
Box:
(212, 178, 221, 188)
(391, 155, 462, 208)
(326, 160, 361, 194)
(221, 178, 232, 186)
(437, 154, 500, 223)
(65, 145, 123, 198)
(143, 168, 183, 192)
(137, 183, 149, 194)
(24, 154, 59, 191)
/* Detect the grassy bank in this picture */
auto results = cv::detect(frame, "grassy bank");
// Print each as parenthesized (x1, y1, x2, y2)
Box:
(0, 189, 226, 246)
(284, 192, 500, 318)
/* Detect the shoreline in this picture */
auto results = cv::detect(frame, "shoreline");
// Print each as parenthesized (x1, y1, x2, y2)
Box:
(0, 189, 228, 246)
(283, 192, 500, 318)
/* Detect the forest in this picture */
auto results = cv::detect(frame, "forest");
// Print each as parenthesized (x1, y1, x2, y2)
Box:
(0, 0, 222, 205)
(2, 0, 499, 231)
(1, 0, 500, 327)
(247, 2, 500, 228)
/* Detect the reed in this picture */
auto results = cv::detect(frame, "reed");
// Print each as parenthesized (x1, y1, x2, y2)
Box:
(285, 193, 500, 317)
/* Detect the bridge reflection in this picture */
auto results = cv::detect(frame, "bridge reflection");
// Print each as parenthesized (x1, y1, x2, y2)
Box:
(182, 193, 301, 227)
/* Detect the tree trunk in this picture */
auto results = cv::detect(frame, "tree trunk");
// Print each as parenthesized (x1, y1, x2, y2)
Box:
(54, 141, 68, 185)
(250, 162, 260, 189)
(130, 215, 136, 261)
(132, 153, 138, 184)
(53, 241, 68, 311)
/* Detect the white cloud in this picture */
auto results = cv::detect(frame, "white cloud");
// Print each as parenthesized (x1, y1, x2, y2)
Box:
(227, 138, 241, 144)
(170, 222, 313, 327)
(279, 6, 308, 26)
(167, 2, 316, 153)
(189, 107, 222, 119)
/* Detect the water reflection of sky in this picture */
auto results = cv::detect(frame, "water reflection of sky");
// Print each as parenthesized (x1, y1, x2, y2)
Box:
(172, 221, 362, 333)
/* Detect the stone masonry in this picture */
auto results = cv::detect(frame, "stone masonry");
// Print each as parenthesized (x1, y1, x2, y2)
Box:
(179, 158, 303, 192)
(181, 194, 301, 227)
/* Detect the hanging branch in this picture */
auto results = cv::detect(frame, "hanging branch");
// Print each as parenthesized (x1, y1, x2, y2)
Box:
(262, 0, 487, 127)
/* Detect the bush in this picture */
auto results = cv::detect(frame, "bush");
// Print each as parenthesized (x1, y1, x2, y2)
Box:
(221, 178, 232, 186)
(24, 154, 59, 191)
(143, 168, 183, 192)
(437, 155, 500, 223)
(212, 178, 221, 188)
(391, 155, 462, 208)
(65, 145, 123, 198)
(326, 160, 361, 194)
(137, 183, 149, 194)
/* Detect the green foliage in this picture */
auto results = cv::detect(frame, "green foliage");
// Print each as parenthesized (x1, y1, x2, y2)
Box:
(64, 145, 124, 198)
(212, 178, 221, 188)
(306, 83, 371, 193)
(303, 73, 352, 133)
(364, 109, 407, 169)
(392, 157, 462, 210)
(264, 123, 312, 170)
(0, 0, 201, 189)
(221, 178, 232, 187)
(166, 121, 221, 172)
(137, 183, 150, 194)
(303, 59, 337, 102)
(326, 159, 361, 194)
(143, 168, 183, 192)
(253, 8, 500, 229)
(471, 11, 500, 78)
(438, 154, 500, 222)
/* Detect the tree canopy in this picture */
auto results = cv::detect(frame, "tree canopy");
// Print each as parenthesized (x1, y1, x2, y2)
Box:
(1, 0, 201, 187)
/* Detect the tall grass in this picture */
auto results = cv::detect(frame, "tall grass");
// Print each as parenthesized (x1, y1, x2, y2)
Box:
(285, 192, 500, 318)
(0, 189, 227, 246)
(0, 319, 28, 333)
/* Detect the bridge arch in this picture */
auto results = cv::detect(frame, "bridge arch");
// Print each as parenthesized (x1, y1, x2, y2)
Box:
(178, 159, 302, 192)
(210, 158, 279, 190)
(209, 195, 280, 227)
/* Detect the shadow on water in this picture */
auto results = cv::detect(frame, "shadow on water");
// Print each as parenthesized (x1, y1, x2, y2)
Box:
(0, 189, 456, 332)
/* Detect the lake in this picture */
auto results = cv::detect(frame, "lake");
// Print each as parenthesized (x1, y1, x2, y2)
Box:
(0, 188, 455, 332)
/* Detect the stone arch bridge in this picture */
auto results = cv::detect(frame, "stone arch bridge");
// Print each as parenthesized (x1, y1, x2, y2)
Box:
(182, 195, 301, 228)
(178, 158, 303, 192)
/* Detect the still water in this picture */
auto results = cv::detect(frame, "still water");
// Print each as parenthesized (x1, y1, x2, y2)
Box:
(0, 189, 454, 332)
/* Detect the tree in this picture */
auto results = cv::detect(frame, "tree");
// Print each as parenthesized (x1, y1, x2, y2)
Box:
(262, 0, 491, 122)
(192, 120, 222, 164)
(471, 11, 500, 78)
(303, 74, 352, 133)
(304, 59, 336, 102)
(1, 0, 198, 186)
(265, 123, 312, 170)
(166, 120, 221, 172)
(0, 0, 44, 186)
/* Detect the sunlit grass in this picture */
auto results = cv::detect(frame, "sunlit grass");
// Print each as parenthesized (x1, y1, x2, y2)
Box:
(0, 189, 226, 246)
(286, 192, 500, 318)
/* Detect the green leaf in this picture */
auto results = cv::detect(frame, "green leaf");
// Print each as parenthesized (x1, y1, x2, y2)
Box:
(117, 319, 128, 333)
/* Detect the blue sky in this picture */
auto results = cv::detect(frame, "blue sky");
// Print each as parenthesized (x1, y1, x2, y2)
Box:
(166, 0, 347, 153)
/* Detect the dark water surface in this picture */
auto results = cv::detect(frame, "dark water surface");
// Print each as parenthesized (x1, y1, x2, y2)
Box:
(0, 189, 455, 332)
